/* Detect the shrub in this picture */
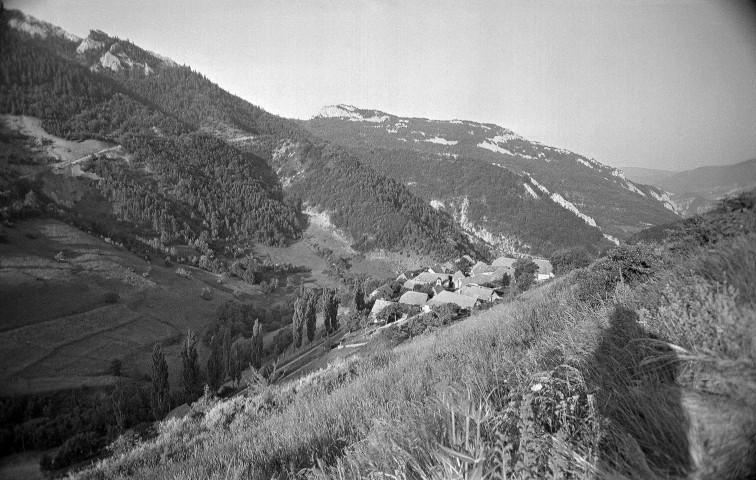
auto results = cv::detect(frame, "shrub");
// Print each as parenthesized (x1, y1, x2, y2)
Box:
(108, 358, 122, 376)
(549, 246, 593, 275)
(104, 292, 120, 304)
(514, 258, 538, 292)
(200, 287, 212, 300)
(40, 431, 104, 471)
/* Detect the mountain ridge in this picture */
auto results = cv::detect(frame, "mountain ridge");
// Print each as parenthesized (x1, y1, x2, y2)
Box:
(622, 158, 756, 216)
(306, 104, 681, 253)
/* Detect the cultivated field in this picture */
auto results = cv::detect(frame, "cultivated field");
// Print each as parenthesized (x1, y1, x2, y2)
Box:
(0, 219, 239, 395)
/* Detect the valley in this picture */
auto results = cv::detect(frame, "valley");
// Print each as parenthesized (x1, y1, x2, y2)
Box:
(0, 5, 754, 480)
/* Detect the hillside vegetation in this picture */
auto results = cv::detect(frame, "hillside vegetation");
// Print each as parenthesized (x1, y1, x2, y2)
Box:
(306, 107, 680, 253)
(0, 10, 480, 261)
(81, 192, 756, 479)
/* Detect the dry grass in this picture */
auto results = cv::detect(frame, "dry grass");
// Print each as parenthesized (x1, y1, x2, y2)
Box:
(79, 196, 756, 480)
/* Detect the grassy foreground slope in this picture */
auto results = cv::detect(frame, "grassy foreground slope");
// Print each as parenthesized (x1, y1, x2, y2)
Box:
(82, 193, 756, 479)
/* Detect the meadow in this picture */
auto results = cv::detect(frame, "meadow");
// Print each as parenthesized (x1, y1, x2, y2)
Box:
(0, 218, 238, 394)
(79, 193, 756, 479)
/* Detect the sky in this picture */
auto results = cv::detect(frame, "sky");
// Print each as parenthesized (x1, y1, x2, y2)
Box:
(7, 0, 756, 170)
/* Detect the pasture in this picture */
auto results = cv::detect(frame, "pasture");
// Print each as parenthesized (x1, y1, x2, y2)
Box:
(0, 219, 237, 395)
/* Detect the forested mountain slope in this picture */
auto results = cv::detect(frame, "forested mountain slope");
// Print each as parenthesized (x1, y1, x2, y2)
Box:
(0, 9, 481, 260)
(306, 105, 681, 254)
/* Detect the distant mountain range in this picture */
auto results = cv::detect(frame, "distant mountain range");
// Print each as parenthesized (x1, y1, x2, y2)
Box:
(622, 158, 756, 216)
(305, 105, 680, 253)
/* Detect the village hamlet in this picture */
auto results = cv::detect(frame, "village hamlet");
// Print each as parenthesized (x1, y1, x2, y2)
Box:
(368, 256, 554, 325)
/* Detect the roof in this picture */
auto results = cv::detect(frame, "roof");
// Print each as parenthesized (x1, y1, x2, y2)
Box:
(532, 259, 553, 275)
(492, 256, 518, 268)
(433, 284, 446, 295)
(411, 272, 452, 284)
(459, 274, 497, 287)
(403, 279, 419, 290)
(471, 261, 493, 276)
(369, 285, 394, 298)
(396, 270, 416, 281)
(399, 291, 428, 306)
(492, 266, 514, 276)
(428, 264, 446, 274)
(428, 290, 478, 309)
(370, 299, 396, 318)
(460, 285, 499, 301)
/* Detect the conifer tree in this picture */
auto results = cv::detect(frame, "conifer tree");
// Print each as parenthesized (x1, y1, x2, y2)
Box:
(150, 343, 170, 419)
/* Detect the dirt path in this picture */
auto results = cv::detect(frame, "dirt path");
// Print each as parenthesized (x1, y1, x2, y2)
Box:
(53, 145, 121, 169)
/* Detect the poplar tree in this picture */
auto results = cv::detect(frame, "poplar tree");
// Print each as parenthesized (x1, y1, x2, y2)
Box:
(305, 290, 317, 343)
(292, 295, 306, 349)
(251, 319, 263, 368)
(229, 342, 242, 387)
(181, 329, 201, 401)
(352, 278, 365, 312)
(150, 343, 170, 419)
(206, 333, 224, 392)
(322, 287, 339, 334)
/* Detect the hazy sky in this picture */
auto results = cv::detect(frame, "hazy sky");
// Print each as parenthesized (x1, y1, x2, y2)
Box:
(7, 0, 756, 170)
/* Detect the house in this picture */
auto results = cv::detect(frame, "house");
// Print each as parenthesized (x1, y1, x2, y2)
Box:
(428, 264, 446, 274)
(369, 284, 394, 299)
(411, 272, 452, 285)
(403, 279, 419, 290)
(491, 266, 514, 279)
(399, 291, 428, 306)
(369, 299, 396, 322)
(460, 285, 501, 302)
(432, 284, 446, 296)
(395, 270, 417, 282)
(492, 256, 518, 268)
(471, 261, 494, 276)
(458, 274, 497, 288)
(451, 270, 465, 289)
(427, 290, 479, 309)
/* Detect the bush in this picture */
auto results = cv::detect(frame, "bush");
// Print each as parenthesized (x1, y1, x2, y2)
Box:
(344, 310, 369, 332)
(40, 431, 104, 471)
(514, 257, 538, 292)
(576, 244, 662, 306)
(108, 358, 122, 376)
(103, 292, 119, 304)
(549, 246, 593, 275)
(200, 287, 212, 300)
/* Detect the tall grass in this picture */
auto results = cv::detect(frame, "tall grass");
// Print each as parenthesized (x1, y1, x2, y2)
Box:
(81, 194, 756, 480)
